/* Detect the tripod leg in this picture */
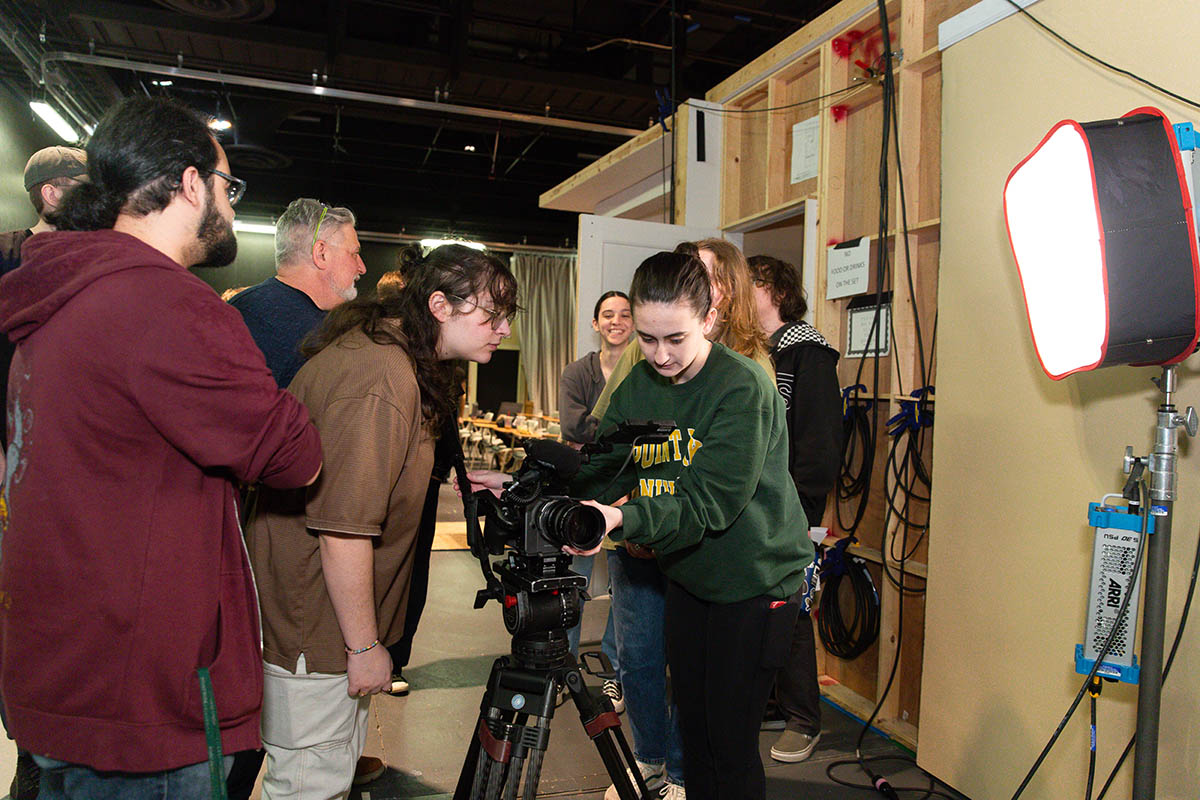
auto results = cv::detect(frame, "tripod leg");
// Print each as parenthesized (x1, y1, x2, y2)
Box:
(457, 658, 515, 800)
(470, 743, 492, 800)
(483, 754, 507, 800)
(521, 749, 543, 800)
(563, 664, 649, 800)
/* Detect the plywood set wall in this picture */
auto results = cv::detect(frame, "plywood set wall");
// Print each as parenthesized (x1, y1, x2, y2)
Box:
(702, 0, 975, 748)
(923, 1, 1200, 797)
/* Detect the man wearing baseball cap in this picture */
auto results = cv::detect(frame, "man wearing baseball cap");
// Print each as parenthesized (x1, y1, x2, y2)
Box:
(0, 146, 87, 276)
(0, 145, 85, 800)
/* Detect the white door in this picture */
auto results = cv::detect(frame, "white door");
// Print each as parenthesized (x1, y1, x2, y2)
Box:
(574, 214, 742, 360)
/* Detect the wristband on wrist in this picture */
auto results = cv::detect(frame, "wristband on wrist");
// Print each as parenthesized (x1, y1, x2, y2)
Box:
(345, 638, 380, 656)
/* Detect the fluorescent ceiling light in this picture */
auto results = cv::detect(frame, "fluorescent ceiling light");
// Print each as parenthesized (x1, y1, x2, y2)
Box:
(30, 101, 78, 142)
(420, 238, 487, 251)
(232, 220, 276, 235)
(208, 118, 232, 131)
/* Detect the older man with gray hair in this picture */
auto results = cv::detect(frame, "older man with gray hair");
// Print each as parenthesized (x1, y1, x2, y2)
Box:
(227, 198, 375, 798)
(230, 198, 365, 387)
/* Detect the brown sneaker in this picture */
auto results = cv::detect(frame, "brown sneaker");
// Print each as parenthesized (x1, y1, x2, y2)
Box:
(770, 730, 821, 763)
(353, 755, 386, 786)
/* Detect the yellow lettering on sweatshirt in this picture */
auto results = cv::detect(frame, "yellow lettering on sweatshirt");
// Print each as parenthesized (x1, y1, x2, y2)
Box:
(681, 428, 703, 467)
(639, 478, 677, 497)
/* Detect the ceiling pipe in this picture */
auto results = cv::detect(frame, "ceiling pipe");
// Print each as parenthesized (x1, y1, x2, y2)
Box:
(0, 28, 93, 133)
(586, 38, 673, 53)
(40, 51, 643, 139)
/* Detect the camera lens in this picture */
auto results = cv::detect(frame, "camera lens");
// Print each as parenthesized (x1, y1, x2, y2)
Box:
(534, 498, 605, 552)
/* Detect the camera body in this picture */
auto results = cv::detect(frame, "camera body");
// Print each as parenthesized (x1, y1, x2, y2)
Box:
(461, 420, 675, 652)
(476, 439, 605, 558)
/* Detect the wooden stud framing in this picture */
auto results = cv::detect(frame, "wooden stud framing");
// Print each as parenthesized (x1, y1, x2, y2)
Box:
(708, 0, 975, 749)
(538, 0, 987, 751)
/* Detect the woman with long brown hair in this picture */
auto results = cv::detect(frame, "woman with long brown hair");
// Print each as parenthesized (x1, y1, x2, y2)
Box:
(686, 237, 770, 366)
(247, 244, 518, 799)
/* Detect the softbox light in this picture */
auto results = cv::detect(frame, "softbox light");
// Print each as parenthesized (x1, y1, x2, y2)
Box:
(1004, 106, 1200, 380)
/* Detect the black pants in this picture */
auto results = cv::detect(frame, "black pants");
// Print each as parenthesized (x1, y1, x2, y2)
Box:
(664, 581, 799, 800)
(773, 610, 821, 734)
(387, 475, 440, 669)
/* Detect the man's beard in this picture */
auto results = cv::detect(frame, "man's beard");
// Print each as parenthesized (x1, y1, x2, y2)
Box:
(330, 274, 358, 303)
(192, 191, 238, 268)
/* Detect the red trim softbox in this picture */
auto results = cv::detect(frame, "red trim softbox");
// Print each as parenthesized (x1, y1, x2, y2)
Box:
(1004, 107, 1200, 380)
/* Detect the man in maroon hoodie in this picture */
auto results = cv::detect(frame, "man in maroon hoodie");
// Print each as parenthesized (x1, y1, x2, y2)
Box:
(0, 96, 323, 798)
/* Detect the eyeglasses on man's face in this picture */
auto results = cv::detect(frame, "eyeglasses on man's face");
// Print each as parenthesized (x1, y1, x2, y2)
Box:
(449, 294, 515, 330)
(205, 168, 247, 206)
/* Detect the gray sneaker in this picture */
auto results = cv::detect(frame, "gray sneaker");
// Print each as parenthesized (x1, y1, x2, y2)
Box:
(770, 730, 821, 763)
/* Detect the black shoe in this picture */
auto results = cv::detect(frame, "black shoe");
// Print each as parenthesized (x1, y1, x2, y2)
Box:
(11, 750, 40, 800)
(389, 670, 410, 694)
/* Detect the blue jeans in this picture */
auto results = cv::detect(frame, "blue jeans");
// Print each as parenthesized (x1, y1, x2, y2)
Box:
(33, 754, 233, 800)
(607, 547, 685, 785)
(567, 553, 620, 674)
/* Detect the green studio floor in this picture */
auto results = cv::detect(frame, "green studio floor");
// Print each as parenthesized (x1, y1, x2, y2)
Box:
(327, 548, 967, 800)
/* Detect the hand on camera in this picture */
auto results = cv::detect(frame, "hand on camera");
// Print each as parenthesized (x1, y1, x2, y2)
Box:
(461, 470, 509, 498)
(346, 644, 393, 698)
(558, 500, 621, 558)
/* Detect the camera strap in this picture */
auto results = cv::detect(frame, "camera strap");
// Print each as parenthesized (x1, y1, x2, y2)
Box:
(443, 414, 504, 605)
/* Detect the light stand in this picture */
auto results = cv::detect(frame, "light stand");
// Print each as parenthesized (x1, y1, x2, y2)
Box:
(1005, 107, 1200, 797)
(1126, 365, 1197, 797)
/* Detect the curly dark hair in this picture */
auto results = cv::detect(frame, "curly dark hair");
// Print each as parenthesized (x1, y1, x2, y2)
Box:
(301, 244, 519, 431)
(747, 254, 808, 322)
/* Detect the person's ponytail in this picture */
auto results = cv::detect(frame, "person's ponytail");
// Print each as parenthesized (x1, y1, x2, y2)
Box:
(53, 181, 125, 232)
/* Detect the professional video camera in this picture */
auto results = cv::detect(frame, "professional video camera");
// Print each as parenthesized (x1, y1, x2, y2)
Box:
(475, 439, 606, 558)
(454, 419, 674, 654)
(450, 418, 676, 800)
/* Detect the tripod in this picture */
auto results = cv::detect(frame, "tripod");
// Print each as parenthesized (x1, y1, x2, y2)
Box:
(453, 630, 648, 800)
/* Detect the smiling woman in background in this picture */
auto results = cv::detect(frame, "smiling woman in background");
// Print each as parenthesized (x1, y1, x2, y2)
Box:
(557, 289, 633, 710)
(559, 290, 633, 446)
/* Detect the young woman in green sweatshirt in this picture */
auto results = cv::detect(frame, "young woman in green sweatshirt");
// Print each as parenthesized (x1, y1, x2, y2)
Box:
(469, 251, 814, 800)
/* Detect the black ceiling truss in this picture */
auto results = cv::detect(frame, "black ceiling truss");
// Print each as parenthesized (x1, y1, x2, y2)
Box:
(0, 0, 839, 245)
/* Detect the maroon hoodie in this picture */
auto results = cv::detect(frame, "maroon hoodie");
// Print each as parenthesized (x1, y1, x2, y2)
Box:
(0, 230, 322, 772)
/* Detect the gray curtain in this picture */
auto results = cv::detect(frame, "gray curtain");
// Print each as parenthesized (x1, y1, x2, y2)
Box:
(511, 253, 577, 414)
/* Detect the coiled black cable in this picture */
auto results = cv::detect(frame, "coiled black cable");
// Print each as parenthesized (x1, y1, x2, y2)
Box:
(817, 550, 880, 660)
(837, 393, 875, 535)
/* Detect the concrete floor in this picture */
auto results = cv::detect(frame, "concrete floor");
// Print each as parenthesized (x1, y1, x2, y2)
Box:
(0, 537, 966, 800)
(334, 548, 967, 800)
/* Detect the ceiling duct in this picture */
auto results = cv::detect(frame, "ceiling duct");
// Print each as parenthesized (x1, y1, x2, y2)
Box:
(151, 0, 276, 22)
(223, 100, 294, 171)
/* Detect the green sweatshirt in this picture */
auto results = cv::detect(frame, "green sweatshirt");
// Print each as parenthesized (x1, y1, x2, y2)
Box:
(572, 342, 813, 603)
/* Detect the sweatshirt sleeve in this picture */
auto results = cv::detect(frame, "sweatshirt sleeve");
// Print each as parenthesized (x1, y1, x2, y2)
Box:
(558, 357, 598, 445)
(616, 385, 776, 555)
(130, 286, 322, 488)
(778, 344, 843, 523)
(588, 344, 640, 424)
